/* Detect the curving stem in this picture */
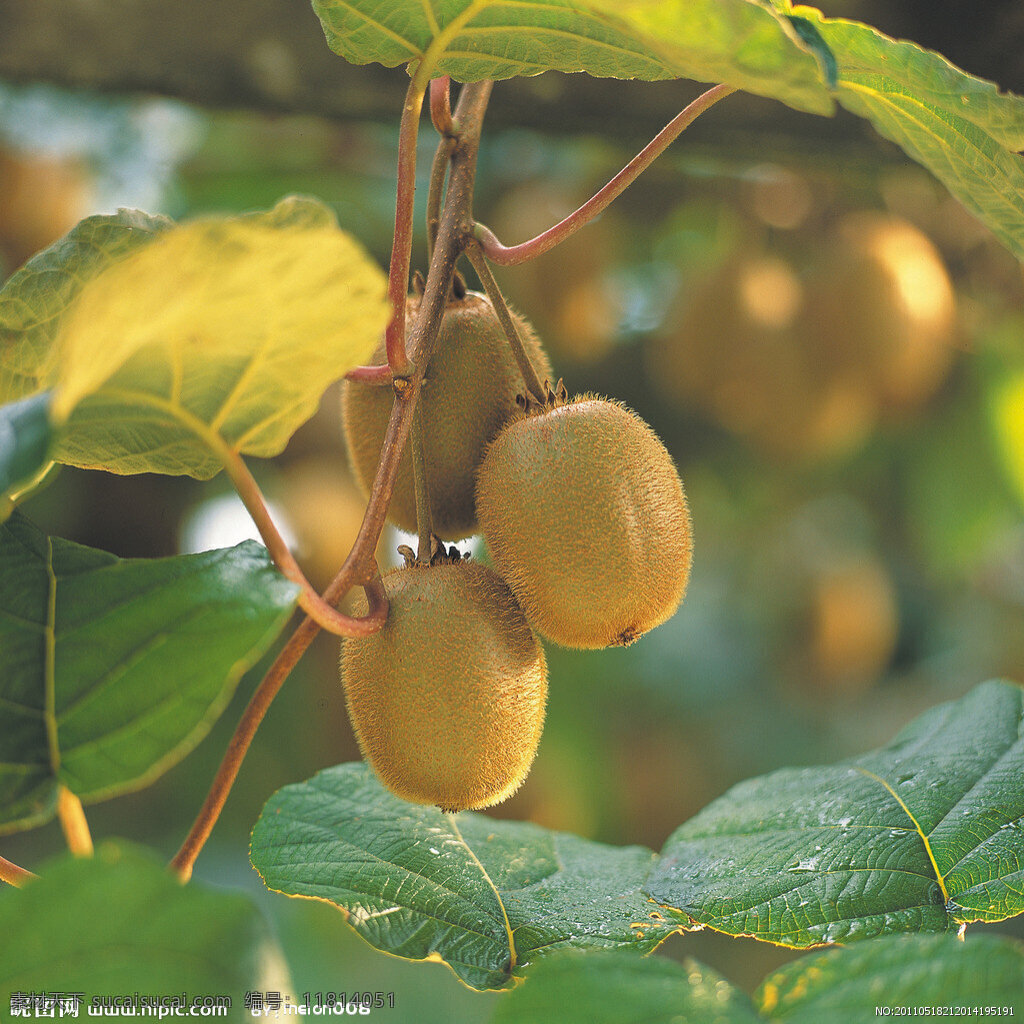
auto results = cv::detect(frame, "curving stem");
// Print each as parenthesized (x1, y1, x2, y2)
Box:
(475, 83, 736, 266)
(219, 447, 388, 638)
(170, 572, 387, 883)
(384, 78, 429, 377)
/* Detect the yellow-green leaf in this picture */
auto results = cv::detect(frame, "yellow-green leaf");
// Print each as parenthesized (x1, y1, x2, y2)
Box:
(0, 197, 389, 480)
(0, 210, 171, 404)
(47, 196, 389, 478)
(311, 0, 833, 115)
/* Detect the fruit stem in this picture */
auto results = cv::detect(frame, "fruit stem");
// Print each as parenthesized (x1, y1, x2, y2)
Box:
(411, 402, 434, 562)
(427, 134, 455, 264)
(427, 78, 458, 263)
(220, 447, 390, 638)
(57, 785, 93, 857)
(465, 243, 548, 404)
(170, 80, 495, 882)
(474, 83, 736, 266)
(0, 855, 36, 888)
(345, 363, 394, 386)
(384, 77, 428, 378)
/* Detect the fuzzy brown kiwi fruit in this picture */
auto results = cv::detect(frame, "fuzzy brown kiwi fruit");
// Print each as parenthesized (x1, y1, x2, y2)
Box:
(340, 558, 547, 812)
(342, 290, 552, 539)
(476, 394, 693, 649)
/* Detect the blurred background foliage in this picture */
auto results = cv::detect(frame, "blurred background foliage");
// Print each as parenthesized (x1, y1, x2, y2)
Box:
(2, 0, 1023, 1017)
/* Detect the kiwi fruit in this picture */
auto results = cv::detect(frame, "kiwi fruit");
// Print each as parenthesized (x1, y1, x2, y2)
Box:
(341, 557, 547, 811)
(476, 394, 692, 648)
(342, 290, 552, 539)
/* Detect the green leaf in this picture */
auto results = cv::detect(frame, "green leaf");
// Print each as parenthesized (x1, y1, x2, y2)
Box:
(491, 950, 760, 1024)
(0, 513, 299, 834)
(790, 6, 1024, 260)
(490, 936, 1024, 1024)
(0, 392, 52, 509)
(648, 680, 1024, 946)
(311, 0, 833, 115)
(1, 197, 389, 479)
(249, 762, 679, 990)
(0, 209, 171, 404)
(0, 842, 274, 1016)
(757, 934, 1024, 1020)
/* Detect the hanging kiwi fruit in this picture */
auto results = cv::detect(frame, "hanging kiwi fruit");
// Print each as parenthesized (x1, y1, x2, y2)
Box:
(342, 177, 693, 810)
(340, 554, 548, 812)
(476, 389, 693, 649)
(342, 286, 553, 539)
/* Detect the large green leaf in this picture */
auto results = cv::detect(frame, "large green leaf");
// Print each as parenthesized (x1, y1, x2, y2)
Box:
(249, 762, 679, 990)
(0, 513, 299, 834)
(789, 6, 1024, 260)
(757, 933, 1024, 1021)
(311, 0, 834, 115)
(0, 209, 171, 404)
(648, 680, 1024, 945)
(0, 392, 52, 517)
(491, 936, 1024, 1023)
(0, 197, 389, 479)
(0, 842, 274, 1021)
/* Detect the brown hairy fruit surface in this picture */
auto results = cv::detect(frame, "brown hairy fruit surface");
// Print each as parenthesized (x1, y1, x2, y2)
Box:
(342, 291, 552, 539)
(477, 396, 693, 649)
(340, 560, 547, 811)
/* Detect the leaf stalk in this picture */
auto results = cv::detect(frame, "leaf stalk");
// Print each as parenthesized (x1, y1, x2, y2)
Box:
(475, 83, 735, 265)
(57, 786, 93, 857)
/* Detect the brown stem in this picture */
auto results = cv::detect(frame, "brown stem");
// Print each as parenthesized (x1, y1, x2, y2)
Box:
(465, 243, 548, 403)
(169, 80, 495, 883)
(475, 84, 736, 266)
(426, 135, 455, 264)
(384, 78, 428, 377)
(57, 786, 93, 856)
(0, 854, 37, 887)
(170, 572, 387, 883)
(430, 76, 455, 136)
(220, 448, 387, 638)
(333, 79, 494, 592)
(345, 364, 394, 386)
(411, 402, 433, 561)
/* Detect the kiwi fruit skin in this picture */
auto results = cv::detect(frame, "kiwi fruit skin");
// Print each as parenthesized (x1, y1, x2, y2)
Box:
(341, 560, 547, 811)
(342, 291, 553, 540)
(476, 396, 693, 649)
